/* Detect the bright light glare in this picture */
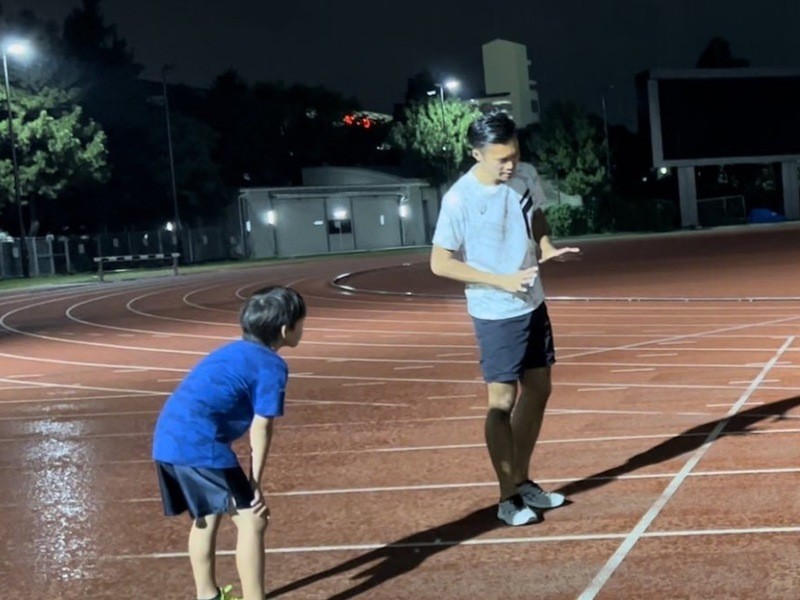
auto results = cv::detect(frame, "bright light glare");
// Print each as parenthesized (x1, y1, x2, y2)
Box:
(399, 205, 410, 219)
(333, 208, 348, 220)
(659, 167, 669, 175)
(266, 210, 276, 225)
(5, 41, 29, 56)
(165, 221, 175, 232)
(444, 79, 460, 91)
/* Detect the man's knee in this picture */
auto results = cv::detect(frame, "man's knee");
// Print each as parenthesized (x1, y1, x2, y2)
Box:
(521, 367, 552, 400)
(487, 382, 516, 412)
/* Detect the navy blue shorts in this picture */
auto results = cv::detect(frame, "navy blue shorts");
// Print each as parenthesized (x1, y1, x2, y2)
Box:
(155, 461, 255, 519)
(472, 303, 556, 383)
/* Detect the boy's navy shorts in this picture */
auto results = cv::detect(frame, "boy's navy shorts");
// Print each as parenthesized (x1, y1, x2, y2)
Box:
(155, 461, 254, 519)
(471, 302, 556, 383)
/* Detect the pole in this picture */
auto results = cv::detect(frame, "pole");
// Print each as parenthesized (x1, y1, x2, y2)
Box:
(437, 84, 451, 183)
(601, 91, 612, 182)
(601, 86, 616, 230)
(2, 52, 28, 278)
(161, 66, 182, 259)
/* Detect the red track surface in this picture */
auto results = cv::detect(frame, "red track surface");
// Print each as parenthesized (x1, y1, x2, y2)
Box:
(2, 223, 800, 599)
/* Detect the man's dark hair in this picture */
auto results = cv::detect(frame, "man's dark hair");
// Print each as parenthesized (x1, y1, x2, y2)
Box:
(467, 110, 517, 149)
(240, 286, 306, 347)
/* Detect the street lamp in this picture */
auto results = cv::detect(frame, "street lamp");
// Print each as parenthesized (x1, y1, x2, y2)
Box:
(161, 65, 182, 259)
(2, 39, 30, 277)
(427, 78, 460, 182)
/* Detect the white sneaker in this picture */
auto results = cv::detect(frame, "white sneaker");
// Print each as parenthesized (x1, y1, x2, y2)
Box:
(518, 480, 566, 509)
(497, 494, 539, 526)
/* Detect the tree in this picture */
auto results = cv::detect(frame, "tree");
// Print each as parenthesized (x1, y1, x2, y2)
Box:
(152, 112, 227, 222)
(0, 86, 109, 233)
(391, 98, 480, 184)
(530, 101, 606, 198)
(696, 37, 750, 69)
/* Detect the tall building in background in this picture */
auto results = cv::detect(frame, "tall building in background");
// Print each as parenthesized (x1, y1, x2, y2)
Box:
(472, 39, 540, 128)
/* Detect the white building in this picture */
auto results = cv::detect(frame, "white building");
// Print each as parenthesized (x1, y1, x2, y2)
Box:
(474, 39, 540, 128)
(237, 167, 438, 259)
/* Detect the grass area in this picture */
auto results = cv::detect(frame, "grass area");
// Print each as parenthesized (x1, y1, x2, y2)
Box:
(0, 246, 432, 292)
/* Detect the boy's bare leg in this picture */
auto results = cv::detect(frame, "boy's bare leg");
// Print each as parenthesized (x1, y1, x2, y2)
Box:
(231, 507, 268, 600)
(510, 367, 552, 484)
(485, 382, 518, 500)
(189, 514, 222, 599)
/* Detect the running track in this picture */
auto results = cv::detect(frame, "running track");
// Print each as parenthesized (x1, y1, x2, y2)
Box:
(2, 223, 800, 599)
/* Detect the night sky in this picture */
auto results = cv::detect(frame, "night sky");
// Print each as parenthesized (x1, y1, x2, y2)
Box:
(5, 0, 800, 129)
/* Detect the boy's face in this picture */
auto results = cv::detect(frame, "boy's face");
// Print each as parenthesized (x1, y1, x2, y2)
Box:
(472, 138, 519, 183)
(282, 318, 305, 348)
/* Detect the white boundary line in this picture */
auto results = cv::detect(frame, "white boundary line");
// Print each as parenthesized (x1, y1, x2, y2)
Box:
(577, 335, 796, 600)
(106, 524, 800, 560)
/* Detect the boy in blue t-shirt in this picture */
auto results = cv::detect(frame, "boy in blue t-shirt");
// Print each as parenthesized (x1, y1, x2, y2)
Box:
(152, 286, 306, 600)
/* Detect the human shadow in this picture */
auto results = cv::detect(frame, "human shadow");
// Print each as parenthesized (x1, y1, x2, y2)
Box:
(552, 395, 800, 498)
(266, 395, 800, 599)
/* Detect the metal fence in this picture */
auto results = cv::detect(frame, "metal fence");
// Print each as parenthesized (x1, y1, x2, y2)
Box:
(0, 226, 244, 279)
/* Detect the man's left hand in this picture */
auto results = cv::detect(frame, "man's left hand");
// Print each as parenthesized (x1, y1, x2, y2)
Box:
(540, 245, 582, 263)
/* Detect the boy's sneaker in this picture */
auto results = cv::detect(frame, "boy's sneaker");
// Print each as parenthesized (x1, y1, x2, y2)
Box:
(497, 493, 539, 526)
(517, 480, 566, 509)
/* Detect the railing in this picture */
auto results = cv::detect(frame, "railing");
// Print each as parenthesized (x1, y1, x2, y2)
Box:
(0, 226, 243, 279)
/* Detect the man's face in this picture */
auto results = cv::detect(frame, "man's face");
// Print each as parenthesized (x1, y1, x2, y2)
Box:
(472, 139, 519, 183)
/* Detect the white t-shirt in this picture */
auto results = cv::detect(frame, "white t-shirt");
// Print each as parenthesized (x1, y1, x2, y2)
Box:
(432, 162, 546, 320)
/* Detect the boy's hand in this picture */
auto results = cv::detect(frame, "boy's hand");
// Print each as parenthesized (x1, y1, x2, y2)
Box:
(250, 487, 270, 520)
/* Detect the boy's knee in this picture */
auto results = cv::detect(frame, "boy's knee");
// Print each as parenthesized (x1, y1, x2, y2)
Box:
(234, 508, 269, 533)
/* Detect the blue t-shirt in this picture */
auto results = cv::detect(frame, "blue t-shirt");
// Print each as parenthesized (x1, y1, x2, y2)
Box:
(152, 340, 287, 468)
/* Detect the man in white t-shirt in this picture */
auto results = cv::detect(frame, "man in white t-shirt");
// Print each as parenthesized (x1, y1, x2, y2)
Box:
(431, 111, 580, 526)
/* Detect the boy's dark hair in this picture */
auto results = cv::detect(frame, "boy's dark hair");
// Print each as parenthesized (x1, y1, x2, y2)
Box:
(240, 286, 306, 347)
(466, 110, 517, 149)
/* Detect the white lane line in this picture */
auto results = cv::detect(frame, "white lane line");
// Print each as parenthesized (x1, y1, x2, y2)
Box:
(0, 393, 166, 406)
(610, 368, 655, 373)
(707, 402, 765, 407)
(578, 335, 795, 600)
(342, 382, 385, 387)
(287, 399, 408, 408)
(16, 426, 800, 448)
(437, 352, 473, 358)
(547, 408, 713, 417)
(0, 385, 40, 391)
(427, 394, 478, 400)
(18, 424, 798, 447)
(729, 379, 779, 385)
(23, 466, 800, 499)
(113, 369, 150, 374)
(292, 373, 800, 392)
(157, 378, 183, 383)
(637, 353, 679, 358)
(4, 374, 45, 379)
(562, 315, 800, 361)
(658, 341, 697, 346)
(393, 365, 434, 371)
(0, 409, 159, 421)
(106, 525, 800, 560)
(578, 387, 629, 392)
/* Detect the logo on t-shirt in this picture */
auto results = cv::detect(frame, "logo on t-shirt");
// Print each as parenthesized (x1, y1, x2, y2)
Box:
(520, 188, 533, 239)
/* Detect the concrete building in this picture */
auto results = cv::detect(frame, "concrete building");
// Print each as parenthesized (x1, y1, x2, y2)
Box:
(475, 39, 540, 127)
(237, 167, 438, 259)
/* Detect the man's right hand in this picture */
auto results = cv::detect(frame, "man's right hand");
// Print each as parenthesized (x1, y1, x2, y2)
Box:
(497, 267, 539, 293)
